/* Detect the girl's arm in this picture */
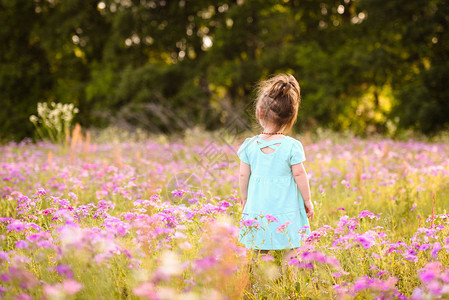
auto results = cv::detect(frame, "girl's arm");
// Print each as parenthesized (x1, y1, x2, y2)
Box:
(239, 161, 251, 208)
(292, 162, 314, 221)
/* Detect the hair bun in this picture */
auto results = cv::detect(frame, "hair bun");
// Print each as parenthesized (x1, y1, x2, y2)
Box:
(281, 82, 291, 96)
(254, 73, 300, 133)
(268, 80, 292, 99)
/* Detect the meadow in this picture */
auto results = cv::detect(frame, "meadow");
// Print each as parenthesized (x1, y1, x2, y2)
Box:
(0, 129, 448, 299)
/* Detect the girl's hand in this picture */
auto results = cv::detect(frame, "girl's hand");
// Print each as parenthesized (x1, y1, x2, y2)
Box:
(241, 198, 247, 208)
(304, 201, 314, 221)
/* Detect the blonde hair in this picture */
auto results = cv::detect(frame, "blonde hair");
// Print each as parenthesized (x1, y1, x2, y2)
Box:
(254, 73, 300, 133)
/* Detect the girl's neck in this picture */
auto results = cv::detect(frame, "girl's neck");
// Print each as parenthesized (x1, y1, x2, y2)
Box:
(261, 124, 284, 134)
(260, 124, 286, 140)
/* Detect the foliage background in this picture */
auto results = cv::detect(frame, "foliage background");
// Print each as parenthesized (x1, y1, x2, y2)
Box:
(1, 0, 448, 141)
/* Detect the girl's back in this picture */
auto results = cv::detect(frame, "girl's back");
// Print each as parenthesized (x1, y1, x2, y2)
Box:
(239, 135, 305, 177)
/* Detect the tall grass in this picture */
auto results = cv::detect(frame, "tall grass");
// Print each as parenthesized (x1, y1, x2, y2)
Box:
(0, 128, 448, 299)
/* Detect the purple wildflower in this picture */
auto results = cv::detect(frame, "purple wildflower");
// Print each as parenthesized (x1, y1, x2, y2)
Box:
(7, 221, 27, 233)
(37, 188, 47, 196)
(15, 240, 29, 249)
(242, 219, 260, 227)
(431, 242, 441, 259)
(56, 264, 74, 279)
(265, 214, 279, 223)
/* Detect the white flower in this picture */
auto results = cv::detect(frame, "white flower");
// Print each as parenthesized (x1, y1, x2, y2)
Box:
(29, 115, 38, 123)
(31, 101, 79, 143)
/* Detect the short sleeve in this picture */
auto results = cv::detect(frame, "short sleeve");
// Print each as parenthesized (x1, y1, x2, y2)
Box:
(290, 140, 306, 165)
(237, 138, 251, 165)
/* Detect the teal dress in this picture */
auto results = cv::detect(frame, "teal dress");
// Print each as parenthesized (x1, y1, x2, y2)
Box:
(237, 135, 311, 250)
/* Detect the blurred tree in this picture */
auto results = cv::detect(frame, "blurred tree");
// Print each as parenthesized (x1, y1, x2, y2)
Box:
(382, 0, 449, 133)
(0, 0, 52, 141)
(0, 0, 448, 141)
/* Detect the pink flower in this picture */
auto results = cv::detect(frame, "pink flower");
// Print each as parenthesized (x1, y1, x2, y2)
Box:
(44, 285, 62, 298)
(62, 279, 83, 295)
(37, 188, 47, 196)
(318, 185, 325, 193)
(133, 282, 157, 299)
(302, 251, 341, 268)
(265, 214, 278, 223)
(352, 276, 398, 294)
(42, 208, 55, 215)
(7, 267, 37, 289)
(242, 219, 260, 227)
(7, 221, 27, 233)
(371, 253, 382, 259)
(419, 270, 436, 283)
(96, 190, 108, 200)
(15, 293, 32, 300)
(354, 232, 377, 249)
(171, 189, 184, 197)
(56, 264, 73, 279)
(418, 243, 431, 251)
(44, 279, 83, 298)
(306, 231, 322, 243)
(0, 251, 9, 262)
(431, 242, 441, 259)
(261, 254, 274, 262)
(15, 240, 29, 249)
(194, 256, 217, 272)
(276, 221, 291, 233)
(419, 262, 444, 281)
(358, 210, 376, 219)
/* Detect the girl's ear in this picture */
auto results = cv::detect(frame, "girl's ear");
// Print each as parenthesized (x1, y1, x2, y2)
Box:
(259, 108, 264, 120)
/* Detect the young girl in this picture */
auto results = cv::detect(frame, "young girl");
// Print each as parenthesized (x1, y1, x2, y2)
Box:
(237, 73, 314, 264)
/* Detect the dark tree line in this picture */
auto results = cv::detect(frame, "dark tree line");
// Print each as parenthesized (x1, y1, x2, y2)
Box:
(1, 0, 448, 141)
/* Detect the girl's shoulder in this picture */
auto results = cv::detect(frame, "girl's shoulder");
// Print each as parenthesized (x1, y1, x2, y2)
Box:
(240, 135, 299, 145)
(237, 136, 258, 153)
(239, 135, 258, 146)
(286, 135, 304, 146)
(287, 136, 306, 164)
(237, 136, 259, 164)
(239, 135, 302, 149)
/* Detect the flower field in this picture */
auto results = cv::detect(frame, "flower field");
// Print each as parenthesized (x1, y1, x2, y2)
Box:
(1, 132, 449, 299)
